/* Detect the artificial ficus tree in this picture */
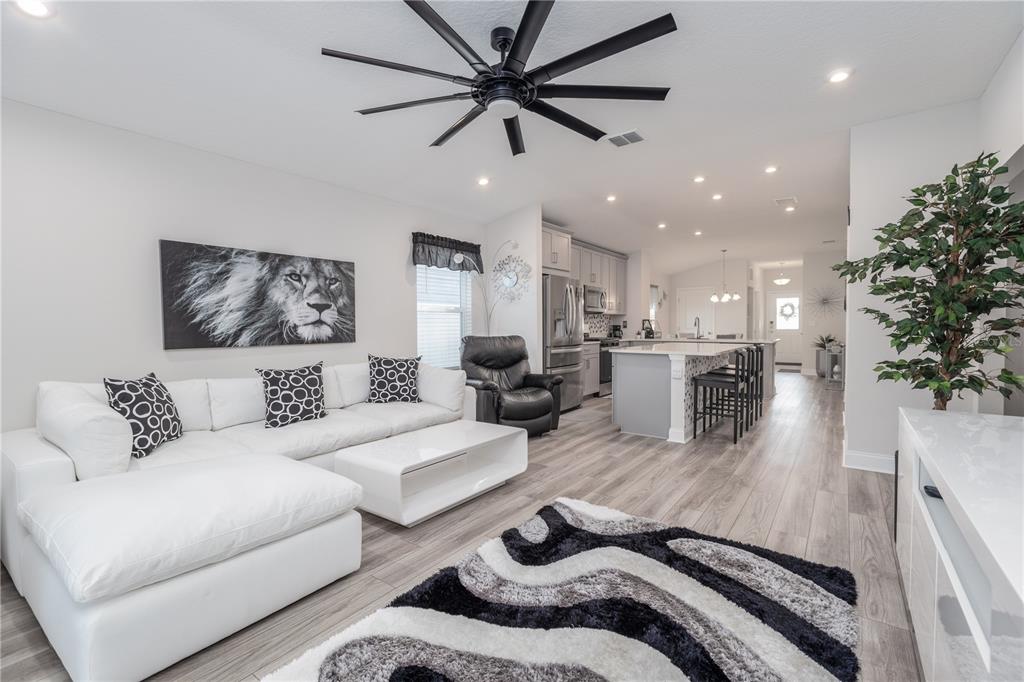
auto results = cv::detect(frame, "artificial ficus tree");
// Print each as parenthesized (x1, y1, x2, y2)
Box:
(834, 152, 1024, 410)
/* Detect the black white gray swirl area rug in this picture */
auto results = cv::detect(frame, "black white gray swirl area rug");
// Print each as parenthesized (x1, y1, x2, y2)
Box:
(266, 498, 859, 682)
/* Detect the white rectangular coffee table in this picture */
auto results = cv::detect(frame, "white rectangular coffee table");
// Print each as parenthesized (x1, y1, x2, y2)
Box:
(334, 420, 528, 527)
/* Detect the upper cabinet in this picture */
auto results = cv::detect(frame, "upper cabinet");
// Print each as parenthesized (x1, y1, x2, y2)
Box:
(542, 225, 571, 273)
(542, 226, 628, 314)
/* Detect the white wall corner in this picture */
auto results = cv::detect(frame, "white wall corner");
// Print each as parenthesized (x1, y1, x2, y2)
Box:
(843, 439, 895, 474)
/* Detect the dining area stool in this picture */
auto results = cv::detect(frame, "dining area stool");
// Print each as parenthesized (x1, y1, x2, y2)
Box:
(707, 344, 764, 426)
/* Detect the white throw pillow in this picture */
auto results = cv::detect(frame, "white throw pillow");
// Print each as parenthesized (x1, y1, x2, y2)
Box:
(207, 377, 266, 430)
(165, 379, 212, 432)
(18, 454, 363, 603)
(334, 362, 370, 407)
(418, 364, 467, 413)
(36, 382, 132, 480)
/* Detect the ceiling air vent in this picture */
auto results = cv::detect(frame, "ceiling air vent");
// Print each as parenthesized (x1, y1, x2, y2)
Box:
(607, 130, 645, 147)
(774, 196, 799, 209)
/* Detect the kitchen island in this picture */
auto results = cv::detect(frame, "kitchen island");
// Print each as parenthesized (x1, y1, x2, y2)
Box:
(619, 338, 779, 399)
(610, 342, 752, 443)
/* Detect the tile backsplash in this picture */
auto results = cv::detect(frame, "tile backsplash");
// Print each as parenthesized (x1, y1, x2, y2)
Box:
(584, 314, 609, 337)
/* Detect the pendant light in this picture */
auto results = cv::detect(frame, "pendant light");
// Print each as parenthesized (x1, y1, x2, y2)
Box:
(710, 249, 740, 303)
(772, 262, 791, 286)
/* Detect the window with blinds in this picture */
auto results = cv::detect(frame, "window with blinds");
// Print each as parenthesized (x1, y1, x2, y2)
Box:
(416, 265, 472, 369)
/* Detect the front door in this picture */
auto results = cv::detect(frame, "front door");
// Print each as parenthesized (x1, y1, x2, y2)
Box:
(767, 290, 802, 365)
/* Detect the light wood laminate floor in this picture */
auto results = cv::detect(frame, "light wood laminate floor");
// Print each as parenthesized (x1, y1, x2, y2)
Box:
(1, 373, 920, 681)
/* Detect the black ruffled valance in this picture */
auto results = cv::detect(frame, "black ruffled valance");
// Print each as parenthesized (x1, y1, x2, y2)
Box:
(412, 232, 483, 273)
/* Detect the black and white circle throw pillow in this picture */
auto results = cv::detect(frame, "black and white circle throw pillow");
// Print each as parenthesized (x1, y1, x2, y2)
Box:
(103, 373, 183, 458)
(367, 354, 421, 403)
(256, 362, 327, 428)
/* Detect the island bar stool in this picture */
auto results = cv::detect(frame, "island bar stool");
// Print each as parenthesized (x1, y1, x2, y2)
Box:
(707, 344, 764, 426)
(692, 349, 750, 444)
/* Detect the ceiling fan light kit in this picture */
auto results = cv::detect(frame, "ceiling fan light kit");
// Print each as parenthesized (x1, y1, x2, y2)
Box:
(322, 0, 677, 156)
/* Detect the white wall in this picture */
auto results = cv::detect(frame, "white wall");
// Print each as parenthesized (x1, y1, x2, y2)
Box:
(481, 205, 543, 367)
(980, 30, 1024, 170)
(1, 100, 484, 430)
(846, 100, 981, 471)
(668, 258, 749, 337)
(800, 251, 847, 374)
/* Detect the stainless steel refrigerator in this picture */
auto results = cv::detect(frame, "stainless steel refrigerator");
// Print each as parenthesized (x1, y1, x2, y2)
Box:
(542, 274, 584, 412)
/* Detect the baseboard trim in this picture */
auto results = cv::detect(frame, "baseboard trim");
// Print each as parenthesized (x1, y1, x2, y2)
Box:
(843, 444, 894, 474)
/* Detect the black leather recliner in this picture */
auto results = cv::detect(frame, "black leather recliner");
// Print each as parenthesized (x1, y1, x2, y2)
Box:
(461, 335, 563, 437)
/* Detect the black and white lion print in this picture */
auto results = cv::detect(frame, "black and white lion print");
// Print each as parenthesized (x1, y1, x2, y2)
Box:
(160, 240, 355, 348)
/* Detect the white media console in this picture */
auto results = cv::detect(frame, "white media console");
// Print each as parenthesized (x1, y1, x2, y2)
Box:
(896, 408, 1023, 680)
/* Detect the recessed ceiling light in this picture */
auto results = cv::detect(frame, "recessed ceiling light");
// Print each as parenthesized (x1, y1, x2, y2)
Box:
(694, 231, 702, 236)
(606, 194, 616, 202)
(765, 166, 778, 174)
(693, 176, 705, 183)
(477, 176, 490, 186)
(828, 69, 851, 84)
(712, 194, 723, 201)
(657, 223, 667, 229)
(15, 0, 52, 17)
(785, 206, 796, 212)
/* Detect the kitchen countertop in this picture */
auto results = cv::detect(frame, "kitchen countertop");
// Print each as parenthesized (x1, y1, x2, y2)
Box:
(900, 407, 1024, 601)
(609, 342, 751, 357)
(620, 337, 780, 344)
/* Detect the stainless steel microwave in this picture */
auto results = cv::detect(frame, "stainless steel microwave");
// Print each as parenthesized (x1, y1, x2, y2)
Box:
(584, 286, 607, 313)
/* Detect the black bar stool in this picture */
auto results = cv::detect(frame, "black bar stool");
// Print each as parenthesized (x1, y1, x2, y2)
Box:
(692, 349, 749, 444)
(707, 344, 764, 427)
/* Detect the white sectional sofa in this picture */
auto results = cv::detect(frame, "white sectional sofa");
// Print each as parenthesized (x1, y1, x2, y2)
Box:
(0, 361, 473, 681)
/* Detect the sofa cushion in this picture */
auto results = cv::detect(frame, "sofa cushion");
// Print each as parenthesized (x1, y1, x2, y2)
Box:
(103, 373, 183, 458)
(208, 377, 265, 430)
(127, 431, 252, 471)
(418, 364, 467, 413)
(18, 455, 362, 603)
(322, 364, 343, 409)
(368, 355, 421, 403)
(344, 401, 459, 436)
(165, 379, 212, 432)
(334, 362, 370, 407)
(498, 387, 553, 421)
(255, 363, 327, 429)
(36, 382, 132, 480)
(219, 410, 391, 460)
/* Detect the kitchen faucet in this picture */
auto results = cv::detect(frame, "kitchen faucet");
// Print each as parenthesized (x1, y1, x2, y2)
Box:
(694, 316, 701, 339)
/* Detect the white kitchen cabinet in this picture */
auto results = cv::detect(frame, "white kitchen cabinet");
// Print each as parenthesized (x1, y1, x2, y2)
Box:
(583, 344, 600, 396)
(615, 258, 627, 313)
(571, 246, 582, 282)
(542, 227, 571, 273)
(607, 259, 617, 312)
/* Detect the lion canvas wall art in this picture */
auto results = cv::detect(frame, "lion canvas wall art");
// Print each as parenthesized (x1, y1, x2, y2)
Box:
(159, 240, 356, 349)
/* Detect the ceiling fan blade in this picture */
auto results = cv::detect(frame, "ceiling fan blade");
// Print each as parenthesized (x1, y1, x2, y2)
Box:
(430, 105, 486, 146)
(503, 0, 555, 77)
(526, 13, 676, 86)
(404, 0, 493, 76)
(357, 92, 474, 115)
(536, 84, 669, 101)
(321, 48, 476, 86)
(526, 100, 605, 141)
(504, 116, 526, 156)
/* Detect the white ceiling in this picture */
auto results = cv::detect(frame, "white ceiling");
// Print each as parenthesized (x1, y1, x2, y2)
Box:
(4, 1, 1021, 274)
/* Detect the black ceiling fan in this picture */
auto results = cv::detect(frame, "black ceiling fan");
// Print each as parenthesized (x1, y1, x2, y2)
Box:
(322, 0, 676, 156)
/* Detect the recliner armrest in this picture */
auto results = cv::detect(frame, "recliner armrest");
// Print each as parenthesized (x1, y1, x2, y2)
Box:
(522, 374, 563, 431)
(465, 379, 499, 424)
(522, 373, 564, 392)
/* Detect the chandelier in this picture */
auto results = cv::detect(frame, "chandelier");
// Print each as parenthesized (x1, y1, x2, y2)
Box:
(772, 262, 791, 286)
(710, 249, 741, 303)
